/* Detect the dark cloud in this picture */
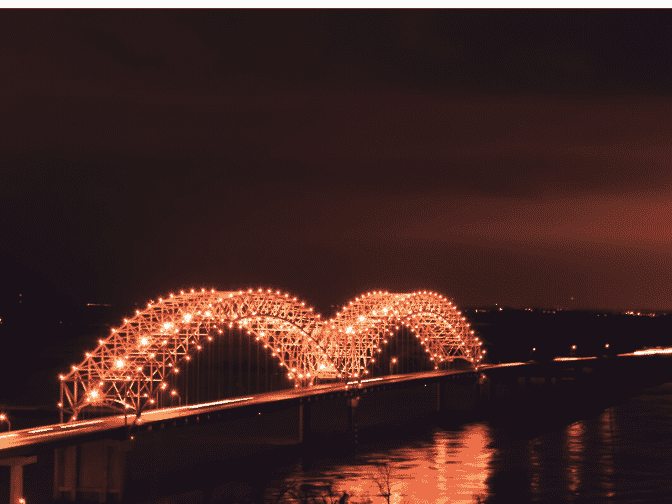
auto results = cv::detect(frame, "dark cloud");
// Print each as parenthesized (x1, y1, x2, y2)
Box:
(0, 9, 670, 319)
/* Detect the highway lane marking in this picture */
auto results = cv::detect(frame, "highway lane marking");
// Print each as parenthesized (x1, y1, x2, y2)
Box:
(553, 357, 598, 362)
(60, 419, 104, 429)
(185, 396, 254, 409)
(137, 396, 256, 418)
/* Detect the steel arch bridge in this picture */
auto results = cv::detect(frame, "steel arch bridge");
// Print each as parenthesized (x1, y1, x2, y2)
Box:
(59, 288, 483, 420)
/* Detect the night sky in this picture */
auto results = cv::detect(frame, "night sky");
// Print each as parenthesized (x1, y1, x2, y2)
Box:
(1, 9, 671, 323)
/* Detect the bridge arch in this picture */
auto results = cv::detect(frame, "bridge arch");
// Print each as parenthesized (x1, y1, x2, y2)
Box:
(319, 291, 483, 378)
(59, 289, 335, 420)
(59, 288, 482, 420)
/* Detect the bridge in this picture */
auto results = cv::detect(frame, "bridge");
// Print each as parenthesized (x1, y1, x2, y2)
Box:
(1, 288, 670, 503)
(2, 288, 485, 503)
(57, 288, 483, 422)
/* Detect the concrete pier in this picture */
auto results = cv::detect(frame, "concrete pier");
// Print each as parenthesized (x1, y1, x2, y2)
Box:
(0, 455, 36, 504)
(52, 440, 130, 502)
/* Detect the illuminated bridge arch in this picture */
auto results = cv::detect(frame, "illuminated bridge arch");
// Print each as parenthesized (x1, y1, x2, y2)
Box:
(321, 290, 483, 379)
(59, 288, 482, 420)
(60, 288, 335, 420)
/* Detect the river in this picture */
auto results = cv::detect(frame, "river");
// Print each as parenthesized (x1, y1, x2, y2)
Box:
(262, 382, 672, 503)
(138, 381, 672, 503)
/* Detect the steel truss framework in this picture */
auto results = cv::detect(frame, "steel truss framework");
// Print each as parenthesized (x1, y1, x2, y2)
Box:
(59, 288, 483, 420)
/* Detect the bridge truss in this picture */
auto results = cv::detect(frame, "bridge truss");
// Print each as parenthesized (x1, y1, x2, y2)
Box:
(59, 289, 483, 420)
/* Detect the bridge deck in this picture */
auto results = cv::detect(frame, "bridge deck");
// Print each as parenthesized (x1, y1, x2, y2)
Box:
(4, 354, 661, 457)
(0, 366, 487, 456)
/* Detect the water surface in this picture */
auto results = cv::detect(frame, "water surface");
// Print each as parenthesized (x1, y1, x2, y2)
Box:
(262, 382, 672, 503)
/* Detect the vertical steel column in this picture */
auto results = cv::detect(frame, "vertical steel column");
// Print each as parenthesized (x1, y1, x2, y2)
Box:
(248, 333, 251, 395)
(265, 345, 269, 393)
(218, 329, 222, 399)
(149, 360, 153, 409)
(229, 328, 233, 397)
(196, 348, 200, 405)
(60, 383, 64, 424)
(238, 328, 242, 396)
(185, 335, 189, 406)
(73, 378, 78, 416)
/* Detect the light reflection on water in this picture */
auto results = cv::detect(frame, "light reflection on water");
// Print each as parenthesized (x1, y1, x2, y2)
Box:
(265, 382, 672, 503)
(565, 420, 583, 494)
(270, 423, 493, 503)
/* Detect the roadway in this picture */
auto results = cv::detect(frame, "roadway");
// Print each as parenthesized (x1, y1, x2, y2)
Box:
(0, 366, 487, 454)
(5, 354, 652, 455)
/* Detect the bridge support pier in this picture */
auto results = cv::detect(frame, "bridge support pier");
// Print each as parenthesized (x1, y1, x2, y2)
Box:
(0, 455, 37, 504)
(437, 380, 445, 412)
(299, 400, 312, 444)
(53, 439, 131, 502)
(347, 395, 359, 444)
(517, 376, 527, 393)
